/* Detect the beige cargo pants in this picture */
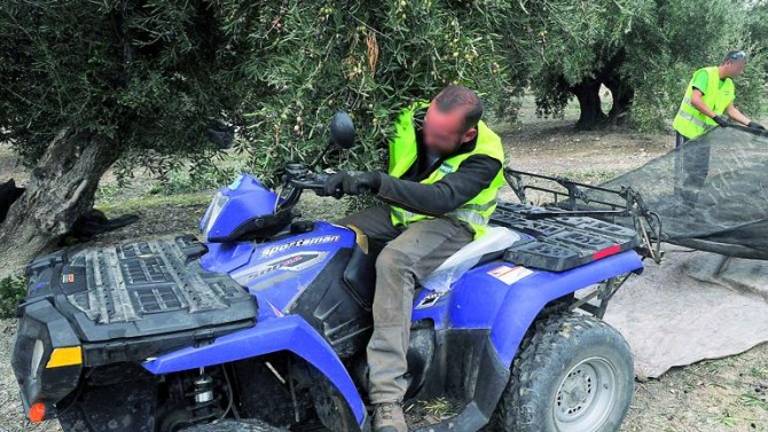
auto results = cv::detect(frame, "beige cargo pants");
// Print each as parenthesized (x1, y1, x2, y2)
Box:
(339, 206, 473, 404)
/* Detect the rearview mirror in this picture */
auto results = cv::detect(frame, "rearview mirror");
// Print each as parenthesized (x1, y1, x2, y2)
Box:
(330, 112, 355, 149)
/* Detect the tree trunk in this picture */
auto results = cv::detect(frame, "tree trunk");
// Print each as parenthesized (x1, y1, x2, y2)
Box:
(572, 80, 606, 130)
(598, 48, 633, 126)
(0, 129, 119, 279)
(604, 74, 634, 126)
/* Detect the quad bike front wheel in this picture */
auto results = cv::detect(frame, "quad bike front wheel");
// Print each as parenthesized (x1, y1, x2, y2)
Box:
(492, 313, 634, 432)
(180, 419, 284, 432)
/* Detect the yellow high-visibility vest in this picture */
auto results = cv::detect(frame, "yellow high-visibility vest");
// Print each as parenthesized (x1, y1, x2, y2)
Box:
(673, 66, 735, 139)
(388, 102, 505, 238)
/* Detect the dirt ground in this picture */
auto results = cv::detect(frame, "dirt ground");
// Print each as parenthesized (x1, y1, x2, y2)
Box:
(1, 112, 767, 432)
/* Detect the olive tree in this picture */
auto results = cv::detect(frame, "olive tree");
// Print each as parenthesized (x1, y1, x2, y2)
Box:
(627, 0, 767, 130)
(521, 0, 767, 130)
(0, 1, 249, 276)
(514, 0, 653, 129)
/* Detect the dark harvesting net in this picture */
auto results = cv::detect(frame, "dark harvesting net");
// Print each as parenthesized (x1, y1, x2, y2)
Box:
(593, 126, 768, 259)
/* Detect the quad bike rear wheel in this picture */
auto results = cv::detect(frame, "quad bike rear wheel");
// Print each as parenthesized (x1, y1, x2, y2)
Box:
(492, 313, 634, 432)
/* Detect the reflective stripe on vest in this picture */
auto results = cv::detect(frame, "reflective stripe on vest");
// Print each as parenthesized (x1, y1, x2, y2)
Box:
(449, 209, 489, 226)
(673, 66, 735, 139)
(387, 102, 505, 239)
(390, 201, 495, 228)
(676, 109, 710, 129)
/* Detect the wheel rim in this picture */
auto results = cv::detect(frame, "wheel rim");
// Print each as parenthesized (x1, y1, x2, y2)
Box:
(553, 356, 618, 431)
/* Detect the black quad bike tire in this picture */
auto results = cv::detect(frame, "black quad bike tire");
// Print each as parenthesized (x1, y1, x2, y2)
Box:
(180, 419, 285, 432)
(491, 313, 634, 432)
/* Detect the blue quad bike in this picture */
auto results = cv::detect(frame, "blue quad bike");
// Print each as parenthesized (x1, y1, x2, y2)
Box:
(12, 113, 663, 432)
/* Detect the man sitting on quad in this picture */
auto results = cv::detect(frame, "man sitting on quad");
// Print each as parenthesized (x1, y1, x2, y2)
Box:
(323, 85, 505, 432)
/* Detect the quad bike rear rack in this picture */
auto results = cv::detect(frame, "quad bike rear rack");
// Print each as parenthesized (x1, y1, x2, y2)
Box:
(504, 168, 664, 265)
(502, 169, 665, 318)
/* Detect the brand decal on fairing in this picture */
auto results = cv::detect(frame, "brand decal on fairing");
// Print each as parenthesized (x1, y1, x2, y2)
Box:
(415, 290, 445, 309)
(231, 251, 328, 284)
(260, 235, 341, 257)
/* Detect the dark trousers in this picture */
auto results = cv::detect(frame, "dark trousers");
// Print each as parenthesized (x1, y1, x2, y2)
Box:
(674, 132, 711, 206)
(338, 206, 473, 404)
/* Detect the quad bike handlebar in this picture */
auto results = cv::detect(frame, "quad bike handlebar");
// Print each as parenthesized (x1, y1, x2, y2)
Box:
(276, 163, 367, 210)
(284, 163, 330, 192)
(282, 163, 369, 200)
(269, 163, 327, 212)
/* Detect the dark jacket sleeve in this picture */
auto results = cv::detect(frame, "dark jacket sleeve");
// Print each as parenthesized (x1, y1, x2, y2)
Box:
(376, 155, 502, 216)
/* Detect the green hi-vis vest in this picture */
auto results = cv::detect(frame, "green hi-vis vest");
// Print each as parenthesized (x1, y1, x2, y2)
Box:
(388, 102, 505, 239)
(673, 66, 735, 139)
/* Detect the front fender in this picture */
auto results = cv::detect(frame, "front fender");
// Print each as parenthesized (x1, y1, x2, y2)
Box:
(142, 315, 365, 426)
(489, 250, 643, 365)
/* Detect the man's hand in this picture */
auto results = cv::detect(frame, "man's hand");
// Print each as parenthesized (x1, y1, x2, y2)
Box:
(712, 115, 731, 127)
(748, 121, 766, 131)
(342, 172, 381, 196)
(322, 171, 381, 198)
(322, 172, 346, 198)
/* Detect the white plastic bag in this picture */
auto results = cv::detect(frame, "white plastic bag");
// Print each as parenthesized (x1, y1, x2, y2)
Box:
(421, 226, 523, 293)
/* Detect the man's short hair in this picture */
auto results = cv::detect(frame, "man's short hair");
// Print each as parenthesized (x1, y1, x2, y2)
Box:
(433, 85, 484, 131)
(723, 50, 747, 64)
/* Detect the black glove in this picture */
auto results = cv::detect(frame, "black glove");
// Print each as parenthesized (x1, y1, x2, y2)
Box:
(322, 172, 347, 199)
(321, 171, 381, 198)
(342, 171, 381, 196)
(712, 115, 731, 127)
(748, 121, 766, 131)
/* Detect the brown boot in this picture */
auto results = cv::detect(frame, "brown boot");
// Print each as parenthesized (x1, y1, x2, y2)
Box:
(372, 402, 407, 432)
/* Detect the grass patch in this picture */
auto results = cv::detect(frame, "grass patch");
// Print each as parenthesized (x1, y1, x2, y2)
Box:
(740, 393, 768, 411)
(95, 183, 122, 204)
(749, 366, 768, 379)
(420, 397, 453, 419)
(0, 276, 26, 319)
(716, 410, 738, 428)
(96, 192, 212, 215)
(558, 169, 621, 185)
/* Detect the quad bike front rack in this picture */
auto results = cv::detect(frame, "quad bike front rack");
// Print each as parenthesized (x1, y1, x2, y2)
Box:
(504, 168, 664, 265)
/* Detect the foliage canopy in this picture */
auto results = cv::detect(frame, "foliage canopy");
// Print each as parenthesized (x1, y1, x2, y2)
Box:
(0, 0, 766, 178)
(0, 0, 516, 180)
(0, 1, 246, 174)
(221, 0, 515, 175)
(521, 0, 768, 129)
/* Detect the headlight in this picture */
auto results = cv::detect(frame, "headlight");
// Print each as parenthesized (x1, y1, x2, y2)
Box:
(201, 192, 229, 239)
(30, 339, 44, 378)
